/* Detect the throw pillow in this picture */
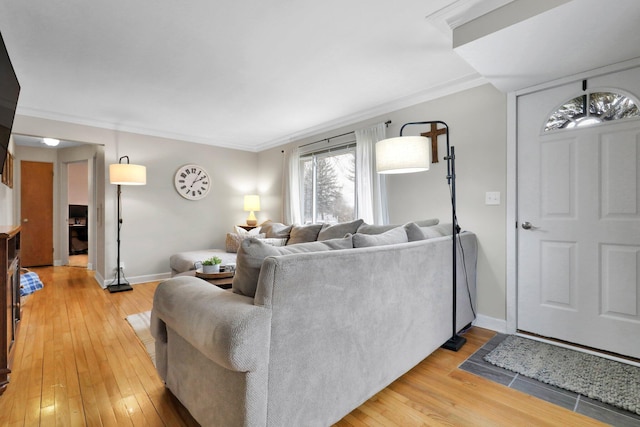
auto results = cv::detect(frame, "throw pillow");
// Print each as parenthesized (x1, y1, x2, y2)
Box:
(234, 225, 262, 235)
(232, 235, 354, 297)
(405, 222, 454, 241)
(260, 220, 293, 239)
(317, 219, 364, 241)
(352, 226, 408, 248)
(287, 223, 323, 245)
(260, 237, 288, 247)
(225, 232, 266, 253)
(356, 218, 439, 235)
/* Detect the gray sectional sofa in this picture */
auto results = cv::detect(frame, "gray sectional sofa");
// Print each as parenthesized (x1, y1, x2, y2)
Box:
(152, 221, 477, 426)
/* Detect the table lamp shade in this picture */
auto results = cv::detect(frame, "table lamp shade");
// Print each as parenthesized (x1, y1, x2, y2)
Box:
(244, 195, 261, 212)
(375, 136, 430, 174)
(109, 163, 147, 185)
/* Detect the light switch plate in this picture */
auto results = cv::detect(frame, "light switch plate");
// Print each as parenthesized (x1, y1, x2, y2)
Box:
(485, 191, 501, 205)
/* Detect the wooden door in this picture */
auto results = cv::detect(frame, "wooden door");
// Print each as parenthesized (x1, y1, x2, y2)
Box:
(20, 161, 54, 267)
(517, 67, 640, 358)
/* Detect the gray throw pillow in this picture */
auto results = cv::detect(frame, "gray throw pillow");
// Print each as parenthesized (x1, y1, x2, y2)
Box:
(317, 219, 364, 241)
(287, 223, 323, 245)
(232, 236, 354, 297)
(352, 226, 408, 248)
(260, 220, 293, 239)
(405, 222, 454, 241)
(356, 218, 439, 235)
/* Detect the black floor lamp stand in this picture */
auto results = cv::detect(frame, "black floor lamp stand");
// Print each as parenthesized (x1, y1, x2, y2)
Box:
(108, 183, 132, 293)
(107, 155, 146, 293)
(396, 121, 466, 351)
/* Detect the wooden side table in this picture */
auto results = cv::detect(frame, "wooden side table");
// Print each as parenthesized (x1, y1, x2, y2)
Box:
(236, 225, 257, 232)
(195, 269, 234, 289)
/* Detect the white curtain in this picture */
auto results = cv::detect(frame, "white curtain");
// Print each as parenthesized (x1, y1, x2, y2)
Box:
(355, 123, 389, 224)
(282, 146, 301, 225)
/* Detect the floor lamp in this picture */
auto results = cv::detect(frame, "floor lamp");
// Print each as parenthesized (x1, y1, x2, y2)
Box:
(108, 156, 146, 293)
(376, 121, 466, 351)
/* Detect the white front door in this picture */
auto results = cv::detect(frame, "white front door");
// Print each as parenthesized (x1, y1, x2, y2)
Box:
(517, 66, 640, 358)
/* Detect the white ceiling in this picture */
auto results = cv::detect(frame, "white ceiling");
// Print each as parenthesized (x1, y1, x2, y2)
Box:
(2, 0, 640, 152)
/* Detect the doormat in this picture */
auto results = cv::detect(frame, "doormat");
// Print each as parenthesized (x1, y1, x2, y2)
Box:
(125, 311, 155, 366)
(484, 335, 640, 415)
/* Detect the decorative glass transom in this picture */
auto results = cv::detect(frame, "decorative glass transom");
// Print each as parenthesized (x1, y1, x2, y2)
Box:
(544, 91, 640, 132)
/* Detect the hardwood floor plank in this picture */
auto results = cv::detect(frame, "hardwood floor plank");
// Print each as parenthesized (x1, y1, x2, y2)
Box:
(0, 266, 612, 426)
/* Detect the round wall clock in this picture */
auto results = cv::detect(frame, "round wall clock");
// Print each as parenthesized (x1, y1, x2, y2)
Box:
(174, 164, 211, 200)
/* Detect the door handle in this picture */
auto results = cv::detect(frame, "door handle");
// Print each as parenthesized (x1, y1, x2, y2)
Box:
(22, 218, 29, 223)
(521, 221, 536, 230)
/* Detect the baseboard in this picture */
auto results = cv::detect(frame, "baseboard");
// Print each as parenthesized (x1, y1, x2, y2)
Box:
(93, 271, 105, 289)
(102, 272, 172, 288)
(472, 314, 507, 333)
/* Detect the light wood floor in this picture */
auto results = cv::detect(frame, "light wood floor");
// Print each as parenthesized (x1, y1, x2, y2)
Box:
(0, 266, 606, 426)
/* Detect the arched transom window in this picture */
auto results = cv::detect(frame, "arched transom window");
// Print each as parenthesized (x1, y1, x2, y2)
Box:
(544, 91, 640, 132)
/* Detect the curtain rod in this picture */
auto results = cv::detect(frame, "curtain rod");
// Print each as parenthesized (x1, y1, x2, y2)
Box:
(299, 120, 392, 149)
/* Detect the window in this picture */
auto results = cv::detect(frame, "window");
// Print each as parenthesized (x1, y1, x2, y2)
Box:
(300, 144, 355, 224)
(544, 91, 640, 132)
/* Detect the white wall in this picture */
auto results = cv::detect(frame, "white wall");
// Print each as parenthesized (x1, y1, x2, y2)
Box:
(68, 161, 89, 205)
(9, 84, 508, 322)
(257, 84, 508, 322)
(12, 115, 258, 285)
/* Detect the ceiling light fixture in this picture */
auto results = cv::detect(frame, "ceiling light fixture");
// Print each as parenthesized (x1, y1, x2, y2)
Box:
(42, 138, 60, 147)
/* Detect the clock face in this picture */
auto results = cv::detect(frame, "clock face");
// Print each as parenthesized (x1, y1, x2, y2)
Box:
(174, 164, 211, 200)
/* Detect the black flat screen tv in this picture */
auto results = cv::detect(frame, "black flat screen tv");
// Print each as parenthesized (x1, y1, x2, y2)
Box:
(0, 30, 20, 175)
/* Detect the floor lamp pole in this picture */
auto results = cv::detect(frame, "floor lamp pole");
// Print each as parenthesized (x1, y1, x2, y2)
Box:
(398, 121, 466, 351)
(108, 183, 132, 293)
(441, 143, 466, 351)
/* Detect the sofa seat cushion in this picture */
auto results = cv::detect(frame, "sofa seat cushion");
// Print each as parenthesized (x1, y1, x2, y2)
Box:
(232, 236, 354, 297)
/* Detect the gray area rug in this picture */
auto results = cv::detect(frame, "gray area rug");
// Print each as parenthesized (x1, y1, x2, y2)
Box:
(484, 335, 640, 415)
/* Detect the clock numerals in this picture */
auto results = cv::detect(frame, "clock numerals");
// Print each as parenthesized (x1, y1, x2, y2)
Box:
(175, 164, 211, 200)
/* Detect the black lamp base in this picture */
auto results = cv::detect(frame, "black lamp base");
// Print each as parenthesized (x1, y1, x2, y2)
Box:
(107, 283, 133, 293)
(442, 334, 467, 352)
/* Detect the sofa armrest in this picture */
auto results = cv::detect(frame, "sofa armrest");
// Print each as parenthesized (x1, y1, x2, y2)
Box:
(152, 276, 271, 372)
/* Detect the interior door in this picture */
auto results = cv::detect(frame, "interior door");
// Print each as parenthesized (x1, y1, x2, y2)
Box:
(20, 161, 54, 267)
(517, 67, 640, 358)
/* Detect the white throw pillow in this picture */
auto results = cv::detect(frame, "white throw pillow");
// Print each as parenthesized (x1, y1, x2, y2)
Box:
(234, 225, 262, 235)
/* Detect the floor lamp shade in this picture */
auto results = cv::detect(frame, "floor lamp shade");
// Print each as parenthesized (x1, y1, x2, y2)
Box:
(109, 163, 146, 185)
(376, 136, 430, 174)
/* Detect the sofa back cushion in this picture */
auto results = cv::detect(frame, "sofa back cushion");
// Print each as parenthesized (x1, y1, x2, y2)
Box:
(260, 220, 293, 239)
(352, 226, 408, 248)
(317, 219, 364, 241)
(232, 236, 354, 297)
(287, 223, 324, 245)
(405, 222, 454, 241)
(356, 218, 439, 235)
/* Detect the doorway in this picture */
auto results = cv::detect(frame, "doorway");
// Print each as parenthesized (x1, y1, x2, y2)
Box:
(13, 135, 105, 276)
(516, 66, 640, 358)
(68, 160, 89, 268)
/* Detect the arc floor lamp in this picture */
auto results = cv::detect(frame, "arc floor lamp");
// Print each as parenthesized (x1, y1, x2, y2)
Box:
(376, 121, 466, 351)
(108, 155, 146, 293)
